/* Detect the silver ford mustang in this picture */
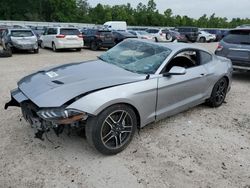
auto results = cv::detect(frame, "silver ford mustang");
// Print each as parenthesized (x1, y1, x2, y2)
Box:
(5, 39, 233, 155)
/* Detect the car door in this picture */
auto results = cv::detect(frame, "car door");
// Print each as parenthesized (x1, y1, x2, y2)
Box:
(156, 50, 209, 120)
(41, 28, 50, 47)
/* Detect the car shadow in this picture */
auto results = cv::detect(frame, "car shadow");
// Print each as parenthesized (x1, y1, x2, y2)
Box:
(233, 71, 250, 82)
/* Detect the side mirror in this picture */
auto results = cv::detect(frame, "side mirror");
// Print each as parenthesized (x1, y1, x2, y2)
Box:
(163, 66, 186, 77)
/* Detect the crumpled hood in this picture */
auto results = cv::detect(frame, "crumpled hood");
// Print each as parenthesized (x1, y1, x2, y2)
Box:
(18, 60, 146, 107)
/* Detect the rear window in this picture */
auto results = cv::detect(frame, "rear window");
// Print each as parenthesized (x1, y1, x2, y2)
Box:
(11, 30, 34, 37)
(60, 29, 80, 35)
(223, 30, 250, 44)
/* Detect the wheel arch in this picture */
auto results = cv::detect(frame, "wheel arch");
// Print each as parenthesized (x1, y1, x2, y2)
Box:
(67, 98, 142, 128)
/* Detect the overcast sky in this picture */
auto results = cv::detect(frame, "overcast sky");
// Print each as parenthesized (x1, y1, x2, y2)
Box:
(89, 0, 249, 20)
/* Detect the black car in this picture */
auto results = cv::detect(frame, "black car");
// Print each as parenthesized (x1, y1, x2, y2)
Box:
(175, 27, 199, 42)
(82, 29, 115, 51)
(112, 31, 137, 44)
(203, 29, 223, 41)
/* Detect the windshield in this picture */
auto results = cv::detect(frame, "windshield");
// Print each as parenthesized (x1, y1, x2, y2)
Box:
(99, 40, 171, 74)
(11, 30, 34, 37)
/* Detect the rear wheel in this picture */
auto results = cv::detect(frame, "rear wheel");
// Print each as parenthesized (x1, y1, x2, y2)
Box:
(155, 37, 158, 42)
(76, 48, 82, 51)
(85, 104, 137, 155)
(207, 77, 228, 107)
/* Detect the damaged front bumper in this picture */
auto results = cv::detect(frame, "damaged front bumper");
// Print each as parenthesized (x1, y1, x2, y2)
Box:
(5, 88, 88, 140)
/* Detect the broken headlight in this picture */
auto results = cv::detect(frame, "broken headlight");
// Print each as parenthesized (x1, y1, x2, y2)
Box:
(37, 108, 87, 124)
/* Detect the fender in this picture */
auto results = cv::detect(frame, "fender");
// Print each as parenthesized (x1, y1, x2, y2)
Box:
(66, 78, 158, 127)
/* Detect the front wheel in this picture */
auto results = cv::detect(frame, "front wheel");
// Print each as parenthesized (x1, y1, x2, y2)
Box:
(90, 41, 98, 51)
(34, 48, 39, 54)
(52, 42, 57, 52)
(207, 77, 228, 107)
(85, 104, 137, 155)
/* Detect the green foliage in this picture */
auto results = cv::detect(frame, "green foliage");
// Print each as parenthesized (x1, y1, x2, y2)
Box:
(0, 0, 249, 28)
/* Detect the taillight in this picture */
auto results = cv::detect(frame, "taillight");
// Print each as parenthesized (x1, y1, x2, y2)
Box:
(160, 32, 163, 36)
(78, 34, 83, 38)
(216, 44, 223, 51)
(56, 34, 65, 38)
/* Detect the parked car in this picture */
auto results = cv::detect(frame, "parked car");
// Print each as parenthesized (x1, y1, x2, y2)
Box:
(169, 30, 188, 42)
(197, 31, 216, 43)
(128, 30, 153, 41)
(215, 28, 250, 71)
(39, 27, 83, 52)
(175, 27, 199, 42)
(1, 28, 39, 54)
(203, 29, 223, 41)
(145, 28, 172, 42)
(5, 39, 232, 155)
(82, 29, 115, 50)
(112, 31, 137, 44)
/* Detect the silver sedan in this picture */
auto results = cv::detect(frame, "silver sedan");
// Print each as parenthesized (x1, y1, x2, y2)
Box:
(5, 39, 233, 155)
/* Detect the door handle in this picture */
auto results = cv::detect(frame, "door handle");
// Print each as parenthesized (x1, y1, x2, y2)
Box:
(200, 73, 206, 77)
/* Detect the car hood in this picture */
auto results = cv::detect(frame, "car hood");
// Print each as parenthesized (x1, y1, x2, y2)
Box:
(18, 60, 146, 107)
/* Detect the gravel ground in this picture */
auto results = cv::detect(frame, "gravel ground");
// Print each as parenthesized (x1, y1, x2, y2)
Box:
(0, 44, 250, 188)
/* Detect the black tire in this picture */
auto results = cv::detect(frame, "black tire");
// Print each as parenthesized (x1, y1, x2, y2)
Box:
(90, 41, 98, 51)
(199, 37, 206, 43)
(76, 48, 82, 52)
(40, 41, 45, 49)
(85, 104, 137, 155)
(34, 48, 39, 54)
(52, 42, 57, 52)
(166, 33, 172, 41)
(155, 37, 158, 42)
(207, 77, 228, 107)
(0, 48, 12, 57)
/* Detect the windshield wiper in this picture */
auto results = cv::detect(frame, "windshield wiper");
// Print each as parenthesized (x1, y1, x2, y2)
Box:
(97, 56, 106, 62)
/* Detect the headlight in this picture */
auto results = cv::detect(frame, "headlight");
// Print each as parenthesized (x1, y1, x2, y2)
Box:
(37, 108, 87, 124)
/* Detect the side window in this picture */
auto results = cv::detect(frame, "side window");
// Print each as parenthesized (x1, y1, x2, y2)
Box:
(47, 28, 53, 35)
(43, 28, 48, 35)
(163, 50, 199, 72)
(199, 51, 212, 64)
(52, 28, 58, 35)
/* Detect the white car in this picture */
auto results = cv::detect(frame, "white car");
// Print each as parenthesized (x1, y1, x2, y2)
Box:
(145, 28, 172, 42)
(128, 30, 154, 41)
(197, 31, 216, 43)
(40, 27, 84, 52)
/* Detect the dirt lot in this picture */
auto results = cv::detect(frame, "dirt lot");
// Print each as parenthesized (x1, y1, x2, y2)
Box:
(0, 44, 250, 188)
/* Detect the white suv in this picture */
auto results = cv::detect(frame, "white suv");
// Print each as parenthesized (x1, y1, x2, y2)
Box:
(197, 31, 216, 43)
(145, 28, 172, 42)
(40, 27, 84, 51)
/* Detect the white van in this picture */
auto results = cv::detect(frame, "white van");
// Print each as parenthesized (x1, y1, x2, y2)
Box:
(103, 21, 127, 31)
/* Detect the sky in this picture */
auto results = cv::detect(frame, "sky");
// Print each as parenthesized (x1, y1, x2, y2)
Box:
(89, 0, 250, 20)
